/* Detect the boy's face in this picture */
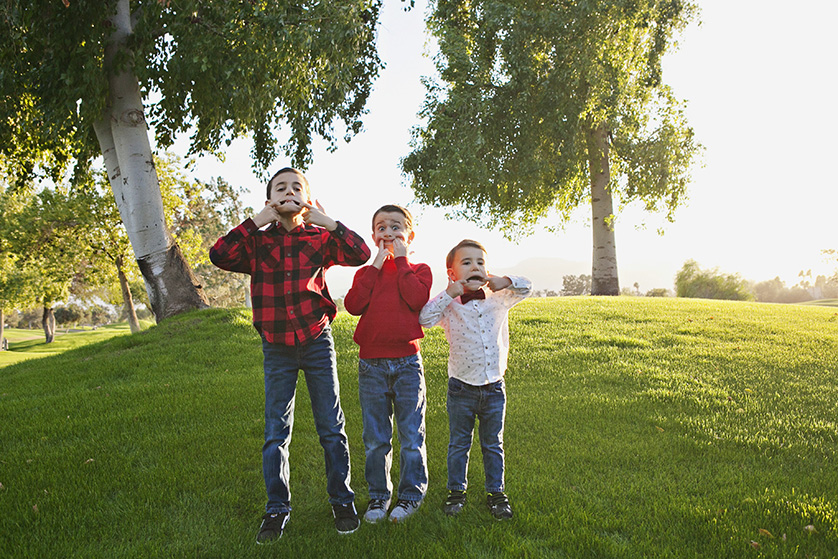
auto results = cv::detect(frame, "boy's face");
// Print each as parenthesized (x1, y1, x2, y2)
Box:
(372, 211, 414, 252)
(448, 246, 488, 292)
(267, 171, 309, 216)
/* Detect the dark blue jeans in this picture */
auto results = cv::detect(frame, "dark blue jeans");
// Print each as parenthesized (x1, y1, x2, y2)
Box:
(446, 377, 507, 493)
(358, 354, 428, 502)
(261, 326, 354, 514)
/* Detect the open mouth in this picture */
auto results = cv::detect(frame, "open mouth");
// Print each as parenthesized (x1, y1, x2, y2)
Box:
(467, 275, 485, 282)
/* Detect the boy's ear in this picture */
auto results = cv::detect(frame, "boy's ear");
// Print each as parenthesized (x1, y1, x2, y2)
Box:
(407, 230, 415, 244)
(447, 268, 456, 282)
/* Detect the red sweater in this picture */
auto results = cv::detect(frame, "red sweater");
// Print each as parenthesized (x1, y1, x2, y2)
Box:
(344, 256, 433, 359)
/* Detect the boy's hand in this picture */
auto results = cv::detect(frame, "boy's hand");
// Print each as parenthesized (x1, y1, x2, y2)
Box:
(302, 200, 337, 231)
(486, 275, 512, 292)
(372, 240, 389, 269)
(392, 237, 408, 259)
(253, 203, 281, 228)
(446, 278, 467, 298)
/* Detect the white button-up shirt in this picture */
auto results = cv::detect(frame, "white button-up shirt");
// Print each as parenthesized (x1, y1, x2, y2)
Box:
(419, 276, 532, 385)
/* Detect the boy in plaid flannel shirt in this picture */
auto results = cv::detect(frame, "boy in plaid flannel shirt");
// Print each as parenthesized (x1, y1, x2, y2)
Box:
(210, 168, 370, 543)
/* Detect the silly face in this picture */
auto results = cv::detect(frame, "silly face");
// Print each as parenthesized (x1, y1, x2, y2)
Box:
(372, 211, 414, 253)
(267, 170, 309, 216)
(447, 246, 488, 292)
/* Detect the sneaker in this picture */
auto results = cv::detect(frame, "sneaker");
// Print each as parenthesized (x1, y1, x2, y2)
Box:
(389, 499, 421, 523)
(256, 512, 289, 544)
(443, 490, 467, 516)
(364, 498, 390, 523)
(487, 492, 513, 520)
(333, 502, 360, 534)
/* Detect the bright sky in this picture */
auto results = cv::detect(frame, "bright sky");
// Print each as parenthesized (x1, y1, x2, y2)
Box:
(184, 0, 838, 297)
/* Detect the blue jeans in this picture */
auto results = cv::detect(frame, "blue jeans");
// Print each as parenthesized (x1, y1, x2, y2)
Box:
(261, 325, 354, 514)
(358, 354, 428, 502)
(446, 377, 507, 493)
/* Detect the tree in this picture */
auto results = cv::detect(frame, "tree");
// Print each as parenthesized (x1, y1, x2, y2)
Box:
(1, 0, 384, 320)
(2, 186, 93, 342)
(675, 260, 753, 301)
(561, 274, 591, 296)
(403, 0, 701, 295)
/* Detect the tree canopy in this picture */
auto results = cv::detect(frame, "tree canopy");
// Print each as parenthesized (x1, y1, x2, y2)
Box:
(1, 0, 384, 175)
(403, 0, 701, 294)
(1, 0, 386, 319)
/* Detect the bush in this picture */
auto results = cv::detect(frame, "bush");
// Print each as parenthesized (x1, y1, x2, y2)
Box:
(675, 260, 753, 301)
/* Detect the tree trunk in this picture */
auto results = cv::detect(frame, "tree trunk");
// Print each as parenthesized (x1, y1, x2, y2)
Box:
(116, 255, 141, 334)
(0, 308, 5, 350)
(94, 0, 208, 322)
(42, 306, 55, 344)
(587, 123, 620, 296)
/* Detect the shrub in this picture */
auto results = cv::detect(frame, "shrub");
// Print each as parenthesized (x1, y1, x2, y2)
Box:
(675, 260, 753, 301)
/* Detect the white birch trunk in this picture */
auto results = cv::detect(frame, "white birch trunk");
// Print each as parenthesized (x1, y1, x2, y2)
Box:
(588, 123, 620, 296)
(94, 0, 208, 321)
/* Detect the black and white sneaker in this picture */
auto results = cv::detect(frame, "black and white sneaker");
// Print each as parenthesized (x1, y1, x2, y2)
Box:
(333, 502, 360, 534)
(256, 511, 289, 544)
(443, 490, 467, 516)
(487, 492, 513, 520)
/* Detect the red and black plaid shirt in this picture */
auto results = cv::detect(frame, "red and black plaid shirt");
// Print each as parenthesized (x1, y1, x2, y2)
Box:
(210, 218, 370, 345)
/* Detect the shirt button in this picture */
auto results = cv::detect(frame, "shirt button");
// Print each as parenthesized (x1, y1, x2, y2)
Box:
(286, 272, 291, 276)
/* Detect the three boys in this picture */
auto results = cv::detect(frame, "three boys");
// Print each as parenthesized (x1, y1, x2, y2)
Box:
(211, 168, 530, 541)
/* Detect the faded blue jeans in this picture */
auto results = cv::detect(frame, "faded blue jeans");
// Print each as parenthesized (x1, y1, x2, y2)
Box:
(358, 354, 428, 502)
(446, 377, 507, 493)
(261, 325, 354, 514)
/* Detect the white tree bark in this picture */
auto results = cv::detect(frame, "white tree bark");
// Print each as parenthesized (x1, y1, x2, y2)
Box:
(588, 123, 620, 296)
(93, 0, 208, 321)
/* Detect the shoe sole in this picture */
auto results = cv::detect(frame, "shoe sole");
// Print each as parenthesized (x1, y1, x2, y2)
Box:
(336, 525, 359, 535)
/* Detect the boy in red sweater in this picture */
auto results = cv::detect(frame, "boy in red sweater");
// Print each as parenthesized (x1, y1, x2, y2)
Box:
(344, 205, 433, 523)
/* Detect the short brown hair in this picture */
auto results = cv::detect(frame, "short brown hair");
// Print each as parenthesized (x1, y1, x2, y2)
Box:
(266, 167, 309, 199)
(372, 204, 413, 232)
(446, 239, 487, 268)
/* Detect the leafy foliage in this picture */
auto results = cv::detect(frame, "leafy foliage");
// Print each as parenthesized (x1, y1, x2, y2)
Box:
(675, 259, 753, 301)
(0, 0, 384, 179)
(403, 0, 701, 235)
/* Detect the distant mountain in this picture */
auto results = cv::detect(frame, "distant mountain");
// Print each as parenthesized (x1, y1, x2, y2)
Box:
(494, 257, 676, 294)
(494, 258, 588, 293)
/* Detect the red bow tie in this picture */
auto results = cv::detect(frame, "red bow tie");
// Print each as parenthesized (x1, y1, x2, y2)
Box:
(459, 289, 486, 304)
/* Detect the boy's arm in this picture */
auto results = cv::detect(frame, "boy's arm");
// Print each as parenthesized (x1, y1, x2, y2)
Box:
(300, 200, 370, 266)
(419, 289, 454, 328)
(343, 266, 378, 316)
(489, 274, 533, 307)
(396, 259, 433, 312)
(209, 218, 259, 274)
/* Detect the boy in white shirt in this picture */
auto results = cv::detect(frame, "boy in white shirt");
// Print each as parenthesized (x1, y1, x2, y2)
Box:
(419, 239, 531, 520)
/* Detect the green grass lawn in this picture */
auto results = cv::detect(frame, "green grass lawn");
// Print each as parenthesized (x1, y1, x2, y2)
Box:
(1, 298, 836, 558)
(0, 323, 152, 367)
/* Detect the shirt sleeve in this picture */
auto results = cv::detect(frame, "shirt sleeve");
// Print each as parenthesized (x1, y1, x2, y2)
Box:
(419, 289, 454, 328)
(396, 259, 433, 312)
(343, 265, 379, 316)
(209, 218, 260, 274)
(495, 275, 533, 308)
(323, 221, 372, 267)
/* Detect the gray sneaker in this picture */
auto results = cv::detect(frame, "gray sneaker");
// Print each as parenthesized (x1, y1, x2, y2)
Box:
(364, 498, 390, 523)
(389, 499, 421, 522)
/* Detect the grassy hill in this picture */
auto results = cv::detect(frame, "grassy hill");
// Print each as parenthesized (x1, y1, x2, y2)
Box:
(1, 298, 836, 558)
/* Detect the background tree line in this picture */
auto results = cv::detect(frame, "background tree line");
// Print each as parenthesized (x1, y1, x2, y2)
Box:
(551, 258, 838, 302)
(1, 153, 250, 344)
